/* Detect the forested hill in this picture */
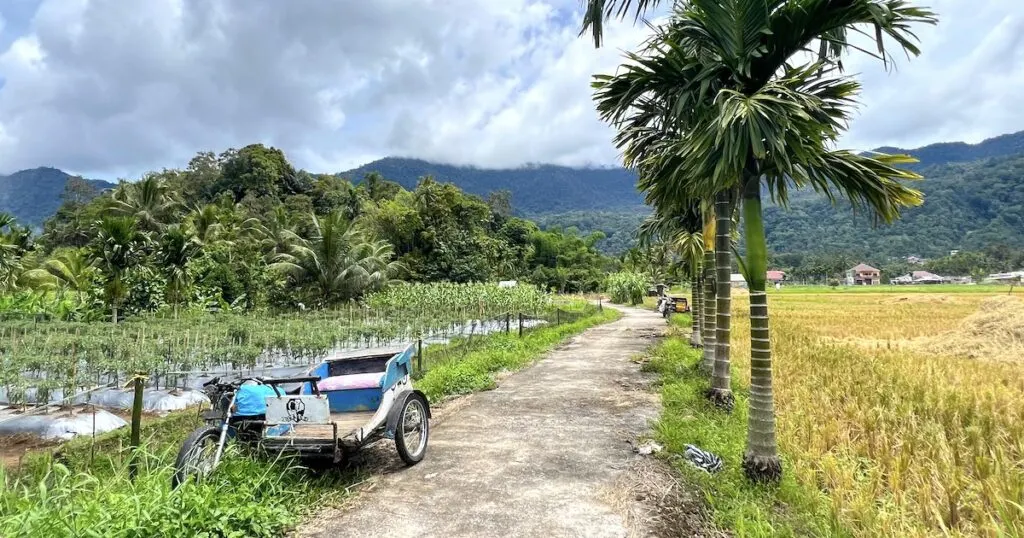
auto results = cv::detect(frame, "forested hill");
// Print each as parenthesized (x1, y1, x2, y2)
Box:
(3, 130, 1024, 256)
(338, 158, 644, 214)
(763, 152, 1024, 258)
(875, 130, 1024, 170)
(0, 168, 114, 228)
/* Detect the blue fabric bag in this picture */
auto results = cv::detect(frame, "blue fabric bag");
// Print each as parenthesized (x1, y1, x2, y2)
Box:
(234, 383, 278, 417)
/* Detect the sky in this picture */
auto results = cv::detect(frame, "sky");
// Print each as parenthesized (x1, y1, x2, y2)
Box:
(0, 0, 1022, 180)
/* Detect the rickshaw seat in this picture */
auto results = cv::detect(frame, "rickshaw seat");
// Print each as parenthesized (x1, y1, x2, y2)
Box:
(317, 372, 384, 391)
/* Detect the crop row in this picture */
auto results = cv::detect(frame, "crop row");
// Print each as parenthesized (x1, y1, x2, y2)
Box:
(0, 283, 557, 406)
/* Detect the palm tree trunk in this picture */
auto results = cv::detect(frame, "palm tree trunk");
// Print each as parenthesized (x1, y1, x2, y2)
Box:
(741, 180, 782, 482)
(707, 189, 734, 411)
(112, 306, 118, 324)
(689, 273, 702, 348)
(696, 272, 706, 347)
(700, 249, 716, 373)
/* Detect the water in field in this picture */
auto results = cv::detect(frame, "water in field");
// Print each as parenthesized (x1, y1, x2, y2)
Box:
(0, 317, 548, 409)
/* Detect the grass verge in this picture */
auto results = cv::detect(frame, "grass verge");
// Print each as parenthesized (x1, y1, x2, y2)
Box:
(645, 315, 844, 537)
(417, 306, 620, 402)
(0, 305, 619, 537)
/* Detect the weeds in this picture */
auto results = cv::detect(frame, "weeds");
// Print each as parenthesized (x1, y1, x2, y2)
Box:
(646, 332, 840, 537)
(417, 307, 620, 402)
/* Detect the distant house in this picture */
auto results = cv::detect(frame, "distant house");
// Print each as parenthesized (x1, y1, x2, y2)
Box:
(846, 263, 881, 286)
(894, 271, 944, 285)
(767, 270, 786, 283)
(911, 271, 943, 284)
(730, 273, 747, 288)
(892, 274, 913, 285)
(984, 270, 1024, 284)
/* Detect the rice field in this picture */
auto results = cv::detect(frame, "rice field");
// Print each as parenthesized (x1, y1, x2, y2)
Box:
(730, 288, 1024, 536)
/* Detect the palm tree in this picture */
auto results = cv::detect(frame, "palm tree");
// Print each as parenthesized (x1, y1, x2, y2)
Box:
(637, 200, 705, 347)
(246, 206, 301, 263)
(92, 216, 145, 323)
(271, 210, 402, 305)
(109, 175, 181, 232)
(0, 213, 35, 294)
(159, 224, 202, 317)
(22, 249, 97, 303)
(188, 204, 226, 247)
(588, 0, 935, 481)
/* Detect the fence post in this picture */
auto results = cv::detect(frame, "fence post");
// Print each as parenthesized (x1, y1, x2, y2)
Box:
(129, 373, 145, 480)
(506, 313, 511, 334)
(598, 298, 603, 312)
(417, 339, 423, 373)
(556, 309, 561, 326)
(518, 313, 524, 337)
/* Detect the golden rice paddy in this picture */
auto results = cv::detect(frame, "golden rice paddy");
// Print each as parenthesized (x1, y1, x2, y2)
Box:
(730, 288, 1024, 537)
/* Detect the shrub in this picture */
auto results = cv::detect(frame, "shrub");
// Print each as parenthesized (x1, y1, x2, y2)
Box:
(604, 271, 647, 305)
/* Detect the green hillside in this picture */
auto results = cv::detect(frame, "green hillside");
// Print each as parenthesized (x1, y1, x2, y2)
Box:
(0, 168, 114, 228)
(339, 158, 645, 214)
(3, 130, 1024, 257)
(764, 153, 1024, 258)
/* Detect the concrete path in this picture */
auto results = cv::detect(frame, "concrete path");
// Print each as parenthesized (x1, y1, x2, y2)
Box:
(299, 306, 696, 538)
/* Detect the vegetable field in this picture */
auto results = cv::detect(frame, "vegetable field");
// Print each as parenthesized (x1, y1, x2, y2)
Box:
(0, 283, 561, 408)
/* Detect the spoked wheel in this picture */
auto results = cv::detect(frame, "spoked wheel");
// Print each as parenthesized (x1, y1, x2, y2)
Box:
(395, 394, 429, 465)
(172, 426, 222, 488)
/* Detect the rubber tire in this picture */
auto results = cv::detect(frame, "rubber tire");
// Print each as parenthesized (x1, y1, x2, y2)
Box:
(172, 426, 221, 489)
(395, 394, 429, 465)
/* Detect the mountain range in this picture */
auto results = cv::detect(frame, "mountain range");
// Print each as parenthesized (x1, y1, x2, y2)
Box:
(0, 168, 115, 229)
(2, 130, 1023, 257)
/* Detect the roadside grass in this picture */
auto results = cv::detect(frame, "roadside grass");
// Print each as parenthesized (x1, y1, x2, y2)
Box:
(645, 316, 842, 537)
(417, 306, 620, 402)
(1, 305, 619, 537)
(2, 414, 356, 538)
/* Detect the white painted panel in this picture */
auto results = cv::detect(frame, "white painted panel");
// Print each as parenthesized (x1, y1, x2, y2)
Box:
(265, 395, 331, 424)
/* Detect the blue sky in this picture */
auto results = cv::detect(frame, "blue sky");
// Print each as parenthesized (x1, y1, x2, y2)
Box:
(0, 1, 1022, 180)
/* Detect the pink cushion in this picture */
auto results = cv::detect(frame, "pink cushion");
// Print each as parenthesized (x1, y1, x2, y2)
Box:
(317, 373, 384, 391)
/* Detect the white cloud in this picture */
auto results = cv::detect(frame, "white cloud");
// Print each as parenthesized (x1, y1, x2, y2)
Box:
(0, 0, 1021, 177)
(843, 0, 1024, 150)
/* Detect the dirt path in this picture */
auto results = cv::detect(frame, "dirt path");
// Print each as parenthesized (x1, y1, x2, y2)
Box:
(299, 305, 713, 538)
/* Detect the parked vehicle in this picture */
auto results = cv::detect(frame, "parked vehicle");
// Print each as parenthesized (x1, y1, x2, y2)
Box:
(172, 345, 430, 487)
(656, 295, 691, 318)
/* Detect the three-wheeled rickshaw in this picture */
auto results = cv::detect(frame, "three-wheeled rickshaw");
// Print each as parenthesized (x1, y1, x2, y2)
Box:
(172, 344, 430, 487)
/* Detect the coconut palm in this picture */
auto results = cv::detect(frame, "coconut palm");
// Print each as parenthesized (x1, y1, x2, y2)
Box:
(246, 206, 302, 263)
(22, 249, 97, 299)
(159, 224, 202, 317)
(92, 216, 145, 323)
(589, 0, 936, 481)
(188, 204, 226, 247)
(109, 175, 181, 232)
(271, 210, 402, 305)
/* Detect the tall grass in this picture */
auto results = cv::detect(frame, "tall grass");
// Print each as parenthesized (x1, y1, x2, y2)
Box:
(605, 271, 647, 305)
(417, 306, 620, 401)
(0, 414, 355, 538)
(646, 327, 840, 537)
